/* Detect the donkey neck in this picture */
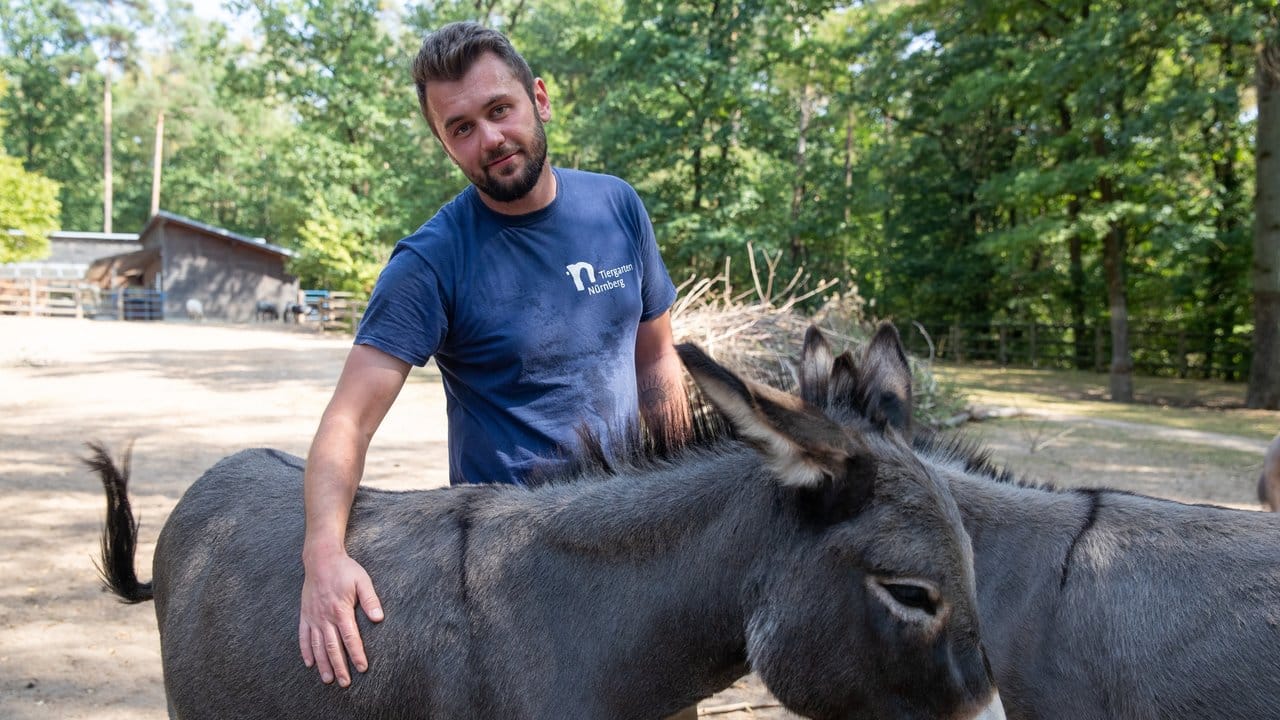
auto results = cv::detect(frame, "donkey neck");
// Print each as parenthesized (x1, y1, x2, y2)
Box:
(938, 468, 1096, 598)
(479, 447, 788, 712)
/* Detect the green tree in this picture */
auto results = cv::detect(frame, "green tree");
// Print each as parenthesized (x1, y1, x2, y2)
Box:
(231, 0, 436, 264)
(0, 154, 60, 261)
(845, 0, 1260, 393)
(288, 194, 385, 292)
(0, 0, 101, 229)
(0, 78, 61, 262)
(73, 0, 152, 232)
(573, 1, 840, 286)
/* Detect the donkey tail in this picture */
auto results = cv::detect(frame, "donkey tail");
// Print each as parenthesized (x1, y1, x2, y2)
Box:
(85, 441, 154, 603)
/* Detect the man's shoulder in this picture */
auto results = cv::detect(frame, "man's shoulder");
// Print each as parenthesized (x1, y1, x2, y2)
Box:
(557, 167, 636, 196)
(397, 187, 481, 253)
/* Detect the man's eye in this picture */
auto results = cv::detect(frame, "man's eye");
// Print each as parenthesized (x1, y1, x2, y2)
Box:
(454, 123, 471, 137)
(492, 105, 509, 118)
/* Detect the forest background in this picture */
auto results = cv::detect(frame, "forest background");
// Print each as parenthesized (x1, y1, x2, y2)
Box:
(3, 0, 1280, 407)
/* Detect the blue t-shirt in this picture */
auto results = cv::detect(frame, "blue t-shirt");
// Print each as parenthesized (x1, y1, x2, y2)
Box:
(355, 168, 677, 486)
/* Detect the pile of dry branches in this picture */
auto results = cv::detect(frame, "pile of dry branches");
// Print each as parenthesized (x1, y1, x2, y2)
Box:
(669, 244, 964, 427)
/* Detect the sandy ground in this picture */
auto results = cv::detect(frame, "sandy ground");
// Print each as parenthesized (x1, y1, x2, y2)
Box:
(0, 315, 1270, 719)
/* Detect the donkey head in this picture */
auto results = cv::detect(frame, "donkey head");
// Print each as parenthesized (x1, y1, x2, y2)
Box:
(678, 333, 1002, 720)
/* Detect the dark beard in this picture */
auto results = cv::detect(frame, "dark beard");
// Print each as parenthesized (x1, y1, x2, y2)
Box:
(471, 117, 548, 204)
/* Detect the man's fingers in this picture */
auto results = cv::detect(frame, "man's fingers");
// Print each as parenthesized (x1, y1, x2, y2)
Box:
(323, 625, 351, 687)
(300, 555, 377, 684)
(356, 576, 384, 623)
(299, 620, 315, 667)
(311, 626, 335, 685)
(340, 617, 369, 674)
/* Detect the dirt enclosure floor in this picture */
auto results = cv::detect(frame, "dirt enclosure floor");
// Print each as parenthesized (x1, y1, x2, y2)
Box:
(0, 315, 1273, 719)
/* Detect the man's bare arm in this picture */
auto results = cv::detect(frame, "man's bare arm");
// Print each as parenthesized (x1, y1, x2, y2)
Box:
(634, 310, 691, 446)
(299, 344, 410, 687)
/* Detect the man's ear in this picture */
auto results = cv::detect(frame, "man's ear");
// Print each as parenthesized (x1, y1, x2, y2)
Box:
(533, 77, 552, 122)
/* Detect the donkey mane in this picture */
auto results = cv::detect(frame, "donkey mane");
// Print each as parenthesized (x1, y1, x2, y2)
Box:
(914, 430, 1039, 489)
(529, 363, 846, 488)
(527, 388, 738, 487)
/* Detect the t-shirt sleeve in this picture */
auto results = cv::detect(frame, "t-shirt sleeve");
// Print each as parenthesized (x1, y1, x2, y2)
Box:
(628, 188, 677, 322)
(354, 246, 448, 367)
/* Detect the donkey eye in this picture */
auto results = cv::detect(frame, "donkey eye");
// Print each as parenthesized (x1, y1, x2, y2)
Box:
(882, 582, 937, 615)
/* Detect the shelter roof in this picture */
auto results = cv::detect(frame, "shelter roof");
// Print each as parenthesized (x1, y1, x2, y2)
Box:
(5, 229, 139, 242)
(84, 247, 161, 289)
(140, 211, 294, 258)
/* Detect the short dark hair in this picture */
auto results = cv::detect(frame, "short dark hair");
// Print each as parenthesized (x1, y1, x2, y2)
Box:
(412, 22, 536, 135)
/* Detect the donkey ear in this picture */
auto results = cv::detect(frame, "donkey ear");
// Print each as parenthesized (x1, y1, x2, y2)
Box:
(857, 323, 913, 434)
(799, 325, 833, 408)
(677, 343, 850, 490)
(830, 350, 858, 410)
(796, 453, 877, 525)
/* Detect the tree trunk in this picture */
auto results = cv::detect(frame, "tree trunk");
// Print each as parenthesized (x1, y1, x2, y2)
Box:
(1067, 202, 1088, 369)
(1103, 223, 1133, 402)
(1099, 171, 1133, 402)
(1250, 28, 1280, 409)
(150, 110, 164, 217)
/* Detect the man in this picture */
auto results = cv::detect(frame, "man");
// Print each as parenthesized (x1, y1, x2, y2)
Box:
(297, 19, 691, 704)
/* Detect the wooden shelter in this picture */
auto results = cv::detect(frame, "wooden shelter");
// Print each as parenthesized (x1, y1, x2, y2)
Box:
(88, 211, 298, 322)
(85, 247, 161, 290)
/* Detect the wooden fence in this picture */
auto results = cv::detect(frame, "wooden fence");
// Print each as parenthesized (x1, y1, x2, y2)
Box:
(903, 321, 1253, 381)
(300, 289, 367, 332)
(0, 278, 99, 319)
(0, 279, 368, 329)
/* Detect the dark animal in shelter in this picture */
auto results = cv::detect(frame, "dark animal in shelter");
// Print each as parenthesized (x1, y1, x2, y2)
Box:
(90, 327, 1005, 720)
(801, 323, 1280, 720)
(1257, 433, 1280, 511)
(254, 300, 280, 322)
(285, 302, 312, 323)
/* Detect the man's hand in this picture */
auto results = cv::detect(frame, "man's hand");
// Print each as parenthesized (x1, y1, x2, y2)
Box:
(299, 550, 384, 687)
(299, 344, 407, 686)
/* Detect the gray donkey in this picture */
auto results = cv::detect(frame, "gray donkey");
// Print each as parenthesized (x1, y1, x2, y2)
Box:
(798, 323, 1280, 720)
(90, 334, 1006, 720)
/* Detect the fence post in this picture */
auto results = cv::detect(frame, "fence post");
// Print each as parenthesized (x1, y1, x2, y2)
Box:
(950, 324, 964, 363)
(27, 278, 36, 317)
(998, 324, 1008, 366)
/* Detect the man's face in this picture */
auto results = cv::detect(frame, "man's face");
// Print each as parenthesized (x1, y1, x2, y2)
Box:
(426, 52, 551, 204)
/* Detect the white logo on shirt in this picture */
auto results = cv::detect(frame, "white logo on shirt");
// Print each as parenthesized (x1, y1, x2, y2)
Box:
(565, 262, 597, 291)
(566, 260, 635, 295)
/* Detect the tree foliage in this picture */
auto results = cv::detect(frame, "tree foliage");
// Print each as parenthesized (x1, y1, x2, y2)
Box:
(0, 76, 60, 262)
(0, 0, 1271, 390)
